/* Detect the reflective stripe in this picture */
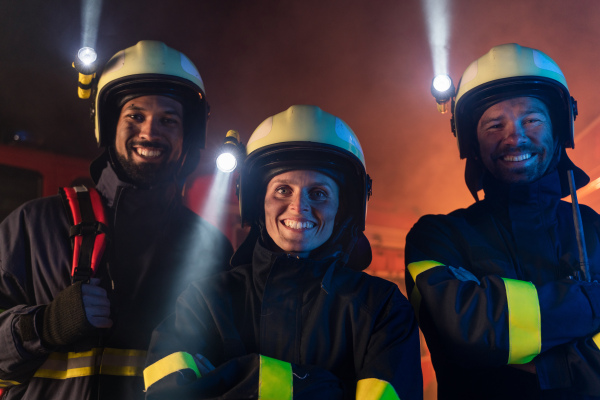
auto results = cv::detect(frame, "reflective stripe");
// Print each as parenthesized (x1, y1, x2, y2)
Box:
(0, 379, 21, 388)
(593, 332, 600, 349)
(502, 278, 541, 364)
(356, 378, 400, 400)
(259, 355, 292, 400)
(33, 348, 147, 380)
(143, 352, 199, 391)
(406, 260, 444, 315)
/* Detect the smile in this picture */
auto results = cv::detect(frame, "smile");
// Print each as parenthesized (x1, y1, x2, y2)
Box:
(133, 146, 166, 159)
(501, 153, 532, 162)
(283, 219, 315, 230)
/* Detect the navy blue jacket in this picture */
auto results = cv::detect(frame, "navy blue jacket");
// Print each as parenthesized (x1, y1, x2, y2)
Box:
(144, 240, 423, 399)
(0, 162, 233, 399)
(406, 169, 600, 399)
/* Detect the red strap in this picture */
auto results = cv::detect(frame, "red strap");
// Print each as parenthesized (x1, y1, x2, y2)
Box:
(62, 187, 108, 279)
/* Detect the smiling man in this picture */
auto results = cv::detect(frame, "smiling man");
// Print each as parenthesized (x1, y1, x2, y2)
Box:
(405, 44, 600, 399)
(0, 41, 233, 400)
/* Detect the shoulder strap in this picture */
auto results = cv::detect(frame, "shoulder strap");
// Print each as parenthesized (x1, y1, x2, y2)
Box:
(59, 185, 109, 283)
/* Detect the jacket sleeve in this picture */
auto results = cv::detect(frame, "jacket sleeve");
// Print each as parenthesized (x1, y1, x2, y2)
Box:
(143, 282, 345, 400)
(144, 280, 418, 400)
(355, 288, 423, 400)
(404, 215, 600, 368)
(0, 206, 53, 389)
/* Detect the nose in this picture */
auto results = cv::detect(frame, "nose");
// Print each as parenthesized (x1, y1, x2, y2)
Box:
(138, 118, 161, 141)
(503, 120, 528, 146)
(289, 192, 310, 213)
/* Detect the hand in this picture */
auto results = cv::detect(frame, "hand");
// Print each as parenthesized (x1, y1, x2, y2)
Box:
(82, 278, 113, 328)
(510, 362, 537, 374)
(194, 353, 216, 375)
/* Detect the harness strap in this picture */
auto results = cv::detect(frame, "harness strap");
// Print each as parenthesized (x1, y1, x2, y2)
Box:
(59, 186, 108, 283)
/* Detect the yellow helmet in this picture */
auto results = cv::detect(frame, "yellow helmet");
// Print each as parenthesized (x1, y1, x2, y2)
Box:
(452, 43, 577, 160)
(239, 105, 372, 230)
(94, 40, 208, 177)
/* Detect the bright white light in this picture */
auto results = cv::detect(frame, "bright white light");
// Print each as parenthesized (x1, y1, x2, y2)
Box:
(422, 0, 451, 76)
(433, 74, 452, 92)
(78, 47, 97, 65)
(216, 152, 237, 173)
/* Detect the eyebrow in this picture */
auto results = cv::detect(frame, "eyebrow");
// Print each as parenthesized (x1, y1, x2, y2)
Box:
(270, 179, 335, 189)
(122, 104, 182, 117)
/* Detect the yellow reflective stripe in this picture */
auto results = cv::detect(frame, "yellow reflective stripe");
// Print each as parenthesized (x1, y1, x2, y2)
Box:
(259, 355, 292, 400)
(33, 348, 147, 380)
(143, 352, 199, 391)
(502, 278, 541, 364)
(356, 378, 400, 400)
(592, 332, 600, 349)
(0, 378, 21, 388)
(406, 260, 445, 316)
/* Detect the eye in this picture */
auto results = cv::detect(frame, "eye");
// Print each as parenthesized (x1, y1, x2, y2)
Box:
(126, 113, 145, 123)
(161, 117, 180, 126)
(275, 186, 292, 196)
(309, 189, 328, 200)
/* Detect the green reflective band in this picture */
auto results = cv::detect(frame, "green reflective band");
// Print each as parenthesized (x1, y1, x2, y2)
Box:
(356, 378, 400, 400)
(143, 352, 200, 391)
(259, 355, 292, 400)
(0, 378, 21, 388)
(502, 278, 541, 364)
(406, 260, 445, 316)
(592, 332, 600, 349)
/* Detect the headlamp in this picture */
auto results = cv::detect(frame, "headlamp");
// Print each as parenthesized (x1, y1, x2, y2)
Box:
(216, 130, 245, 173)
(431, 74, 455, 114)
(73, 47, 98, 99)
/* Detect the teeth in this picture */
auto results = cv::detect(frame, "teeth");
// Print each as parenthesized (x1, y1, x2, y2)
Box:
(136, 148, 162, 158)
(284, 220, 315, 230)
(503, 153, 531, 162)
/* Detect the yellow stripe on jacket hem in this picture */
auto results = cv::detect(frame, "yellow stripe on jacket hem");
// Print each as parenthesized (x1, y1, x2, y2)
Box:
(33, 348, 147, 380)
(259, 355, 292, 400)
(356, 378, 400, 400)
(502, 278, 541, 364)
(0, 379, 21, 388)
(143, 351, 200, 391)
(592, 332, 600, 349)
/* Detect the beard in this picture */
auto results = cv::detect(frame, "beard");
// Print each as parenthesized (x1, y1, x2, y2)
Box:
(114, 141, 180, 187)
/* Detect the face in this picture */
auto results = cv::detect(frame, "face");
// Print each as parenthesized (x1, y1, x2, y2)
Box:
(264, 170, 339, 258)
(477, 96, 555, 184)
(114, 95, 184, 186)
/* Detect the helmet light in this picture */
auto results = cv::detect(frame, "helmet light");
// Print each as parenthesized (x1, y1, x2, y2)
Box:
(431, 74, 456, 114)
(78, 47, 97, 65)
(216, 130, 245, 173)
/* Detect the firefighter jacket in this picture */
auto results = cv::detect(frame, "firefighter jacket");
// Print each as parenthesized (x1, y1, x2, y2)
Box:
(0, 161, 233, 399)
(143, 238, 423, 399)
(405, 168, 600, 399)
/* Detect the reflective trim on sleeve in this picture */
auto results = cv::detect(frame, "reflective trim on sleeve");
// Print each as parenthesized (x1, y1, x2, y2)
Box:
(356, 378, 400, 400)
(502, 278, 541, 364)
(33, 348, 147, 380)
(258, 355, 292, 400)
(592, 332, 600, 349)
(406, 260, 445, 315)
(143, 351, 200, 391)
(0, 379, 21, 388)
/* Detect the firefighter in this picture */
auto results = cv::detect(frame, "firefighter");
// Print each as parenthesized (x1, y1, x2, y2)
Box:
(143, 105, 423, 399)
(0, 41, 232, 399)
(405, 43, 600, 399)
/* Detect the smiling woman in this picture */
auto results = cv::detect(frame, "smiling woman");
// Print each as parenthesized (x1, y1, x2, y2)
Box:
(143, 105, 424, 400)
